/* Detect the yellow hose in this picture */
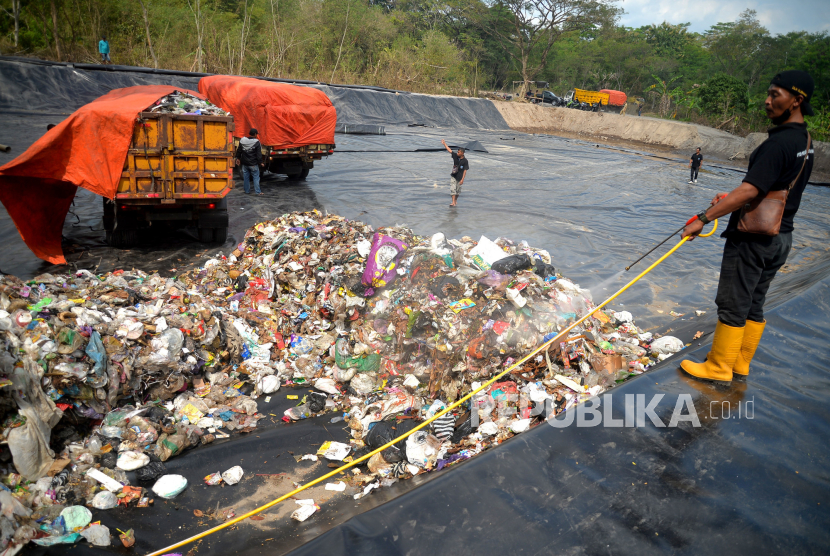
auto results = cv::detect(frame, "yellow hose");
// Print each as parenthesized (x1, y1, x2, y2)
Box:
(145, 219, 716, 556)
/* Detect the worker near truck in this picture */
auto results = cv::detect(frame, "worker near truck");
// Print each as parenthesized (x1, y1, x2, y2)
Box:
(681, 70, 815, 385)
(441, 139, 469, 207)
(689, 147, 703, 184)
(235, 128, 264, 195)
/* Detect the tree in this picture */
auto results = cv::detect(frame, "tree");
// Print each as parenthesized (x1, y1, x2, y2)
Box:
(473, 0, 619, 98)
(645, 74, 680, 117)
(640, 21, 689, 58)
(0, 0, 22, 48)
(137, 0, 157, 68)
(49, 0, 61, 59)
(187, 0, 205, 72)
(698, 73, 748, 117)
(704, 9, 772, 89)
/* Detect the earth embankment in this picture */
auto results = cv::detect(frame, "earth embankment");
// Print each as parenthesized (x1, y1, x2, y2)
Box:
(492, 101, 830, 179)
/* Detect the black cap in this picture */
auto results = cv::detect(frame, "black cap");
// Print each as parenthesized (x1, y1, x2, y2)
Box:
(249, 128, 258, 136)
(770, 70, 814, 116)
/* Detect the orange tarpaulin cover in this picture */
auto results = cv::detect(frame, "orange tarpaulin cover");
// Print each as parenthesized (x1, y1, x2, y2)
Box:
(198, 75, 336, 148)
(599, 89, 627, 106)
(0, 85, 204, 264)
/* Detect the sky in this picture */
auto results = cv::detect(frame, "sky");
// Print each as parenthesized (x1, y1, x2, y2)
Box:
(617, 0, 830, 35)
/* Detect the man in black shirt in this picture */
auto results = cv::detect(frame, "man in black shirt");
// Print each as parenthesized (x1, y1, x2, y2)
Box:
(441, 139, 469, 207)
(689, 147, 703, 183)
(680, 70, 815, 385)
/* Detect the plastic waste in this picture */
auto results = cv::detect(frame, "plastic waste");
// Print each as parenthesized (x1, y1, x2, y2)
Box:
(117, 450, 150, 471)
(91, 491, 118, 510)
(135, 461, 167, 482)
(152, 474, 188, 499)
(651, 336, 684, 355)
(361, 232, 408, 296)
(468, 235, 508, 269)
(490, 254, 534, 275)
(291, 499, 319, 522)
(81, 523, 111, 546)
(257, 374, 280, 394)
(60, 506, 92, 530)
(221, 466, 244, 485)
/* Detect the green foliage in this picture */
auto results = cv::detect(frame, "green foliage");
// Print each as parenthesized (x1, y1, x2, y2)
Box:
(806, 106, 830, 143)
(698, 73, 749, 116)
(0, 0, 825, 137)
(640, 21, 690, 59)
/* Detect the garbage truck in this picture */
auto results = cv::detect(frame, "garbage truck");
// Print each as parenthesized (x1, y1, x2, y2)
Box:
(568, 88, 628, 113)
(0, 85, 234, 264)
(198, 75, 337, 180)
(105, 93, 234, 246)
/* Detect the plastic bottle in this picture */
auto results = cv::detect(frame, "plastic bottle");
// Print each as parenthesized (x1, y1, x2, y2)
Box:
(284, 404, 311, 420)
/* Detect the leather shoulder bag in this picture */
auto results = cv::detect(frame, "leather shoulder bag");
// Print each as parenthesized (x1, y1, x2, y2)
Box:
(737, 133, 811, 236)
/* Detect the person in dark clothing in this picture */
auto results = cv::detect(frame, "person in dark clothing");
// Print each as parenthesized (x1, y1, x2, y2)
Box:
(441, 139, 469, 207)
(681, 70, 815, 385)
(235, 128, 264, 195)
(689, 147, 703, 183)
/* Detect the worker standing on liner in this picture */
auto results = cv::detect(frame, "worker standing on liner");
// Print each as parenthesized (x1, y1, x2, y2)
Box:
(689, 147, 703, 184)
(441, 139, 469, 207)
(680, 70, 815, 384)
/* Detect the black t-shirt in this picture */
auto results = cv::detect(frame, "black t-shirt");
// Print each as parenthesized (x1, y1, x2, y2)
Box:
(725, 122, 813, 236)
(690, 153, 703, 168)
(451, 153, 469, 181)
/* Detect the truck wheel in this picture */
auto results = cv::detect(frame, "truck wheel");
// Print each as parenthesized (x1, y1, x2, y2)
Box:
(103, 198, 115, 232)
(213, 227, 228, 243)
(198, 227, 214, 242)
(288, 168, 309, 180)
(106, 229, 137, 247)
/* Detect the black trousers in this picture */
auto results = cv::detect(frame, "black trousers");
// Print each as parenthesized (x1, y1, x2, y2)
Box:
(715, 232, 792, 327)
(690, 166, 699, 181)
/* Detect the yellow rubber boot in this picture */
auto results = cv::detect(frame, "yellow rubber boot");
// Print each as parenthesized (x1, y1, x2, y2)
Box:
(733, 319, 765, 381)
(680, 321, 745, 385)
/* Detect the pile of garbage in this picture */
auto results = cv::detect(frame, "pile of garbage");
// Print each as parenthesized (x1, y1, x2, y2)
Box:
(0, 210, 684, 550)
(149, 91, 229, 116)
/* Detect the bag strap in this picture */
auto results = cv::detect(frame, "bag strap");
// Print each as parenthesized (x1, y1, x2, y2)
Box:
(787, 132, 811, 192)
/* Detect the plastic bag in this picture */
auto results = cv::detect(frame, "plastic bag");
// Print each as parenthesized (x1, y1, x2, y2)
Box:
(135, 461, 167, 482)
(60, 506, 92, 530)
(350, 373, 378, 395)
(307, 392, 327, 413)
(152, 474, 188, 499)
(85, 330, 107, 376)
(335, 339, 381, 372)
(405, 431, 442, 469)
(56, 327, 85, 354)
(256, 374, 280, 394)
(468, 236, 508, 270)
(91, 491, 118, 510)
(81, 523, 111, 546)
(651, 336, 684, 355)
(117, 451, 150, 471)
(221, 466, 243, 485)
(361, 232, 408, 296)
(476, 270, 511, 291)
(365, 419, 420, 463)
(314, 378, 339, 395)
(532, 259, 556, 279)
(291, 499, 319, 522)
(490, 254, 533, 275)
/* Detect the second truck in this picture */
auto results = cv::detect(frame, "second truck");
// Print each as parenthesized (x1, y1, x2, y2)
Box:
(198, 75, 337, 180)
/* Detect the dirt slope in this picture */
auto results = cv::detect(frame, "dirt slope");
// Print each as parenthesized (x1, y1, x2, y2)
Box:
(492, 101, 829, 179)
